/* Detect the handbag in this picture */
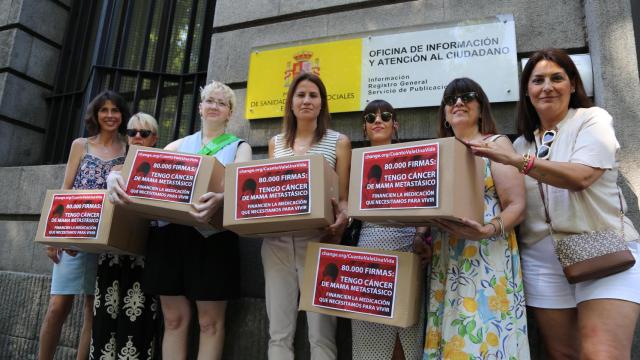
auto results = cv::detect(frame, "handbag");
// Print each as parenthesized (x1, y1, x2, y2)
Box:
(340, 219, 362, 247)
(537, 181, 635, 284)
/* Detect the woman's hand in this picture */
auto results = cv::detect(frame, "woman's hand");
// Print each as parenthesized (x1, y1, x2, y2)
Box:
(46, 247, 62, 264)
(106, 170, 131, 205)
(189, 192, 223, 223)
(466, 138, 520, 168)
(322, 198, 348, 244)
(432, 218, 495, 241)
(412, 235, 432, 267)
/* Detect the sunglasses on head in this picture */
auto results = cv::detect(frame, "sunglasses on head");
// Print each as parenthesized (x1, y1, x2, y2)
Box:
(536, 129, 556, 160)
(126, 129, 153, 138)
(364, 112, 393, 124)
(443, 92, 478, 106)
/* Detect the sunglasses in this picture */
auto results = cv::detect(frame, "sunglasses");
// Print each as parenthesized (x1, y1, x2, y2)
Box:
(126, 129, 153, 138)
(536, 129, 556, 160)
(364, 112, 393, 124)
(443, 92, 478, 106)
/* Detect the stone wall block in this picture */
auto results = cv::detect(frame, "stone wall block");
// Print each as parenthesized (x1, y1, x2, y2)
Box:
(0, 221, 39, 273)
(585, 0, 640, 227)
(214, 0, 373, 28)
(208, 0, 585, 85)
(0, 165, 65, 215)
(0, 123, 45, 166)
(0, 272, 49, 339)
(0, 29, 59, 85)
(0, 30, 15, 67)
(214, 0, 280, 27)
(15, 0, 68, 45)
(0, 0, 22, 26)
(0, 334, 38, 360)
(223, 298, 269, 359)
(0, 74, 49, 129)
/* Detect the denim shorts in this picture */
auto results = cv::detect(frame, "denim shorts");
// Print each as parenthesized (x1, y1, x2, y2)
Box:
(50, 251, 98, 295)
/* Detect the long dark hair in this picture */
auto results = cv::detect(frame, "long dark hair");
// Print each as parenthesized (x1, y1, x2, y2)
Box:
(437, 78, 497, 138)
(282, 73, 331, 149)
(517, 48, 593, 142)
(84, 91, 130, 136)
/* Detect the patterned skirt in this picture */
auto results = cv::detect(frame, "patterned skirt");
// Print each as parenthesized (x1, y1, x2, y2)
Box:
(90, 254, 159, 359)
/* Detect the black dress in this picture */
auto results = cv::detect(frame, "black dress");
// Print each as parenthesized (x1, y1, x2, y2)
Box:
(90, 253, 159, 359)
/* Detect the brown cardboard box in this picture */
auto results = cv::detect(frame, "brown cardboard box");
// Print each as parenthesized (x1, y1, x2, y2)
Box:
(34, 190, 149, 255)
(223, 154, 338, 236)
(348, 137, 484, 225)
(299, 242, 423, 327)
(119, 145, 225, 228)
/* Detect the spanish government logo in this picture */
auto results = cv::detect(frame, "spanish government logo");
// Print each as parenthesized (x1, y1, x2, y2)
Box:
(284, 51, 320, 87)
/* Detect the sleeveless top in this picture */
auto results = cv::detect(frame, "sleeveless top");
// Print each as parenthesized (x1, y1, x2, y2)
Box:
(178, 131, 243, 166)
(177, 131, 244, 236)
(72, 140, 125, 190)
(273, 129, 339, 169)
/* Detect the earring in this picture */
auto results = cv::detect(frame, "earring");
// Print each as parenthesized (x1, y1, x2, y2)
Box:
(394, 129, 399, 142)
(363, 130, 368, 140)
(444, 120, 451, 129)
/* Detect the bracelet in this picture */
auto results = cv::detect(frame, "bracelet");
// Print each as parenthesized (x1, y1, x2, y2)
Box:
(522, 154, 536, 175)
(486, 221, 498, 237)
(518, 153, 531, 174)
(493, 216, 505, 238)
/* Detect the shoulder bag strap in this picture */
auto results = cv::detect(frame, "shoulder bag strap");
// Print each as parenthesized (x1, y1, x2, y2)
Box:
(198, 133, 239, 156)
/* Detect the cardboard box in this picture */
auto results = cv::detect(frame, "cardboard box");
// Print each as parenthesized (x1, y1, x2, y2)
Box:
(119, 145, 225, 228)
(299, 242, 423, 327)
(348, 137, 484, 225)
(34, 190, 149, 255)
(223, 154, 338, 236)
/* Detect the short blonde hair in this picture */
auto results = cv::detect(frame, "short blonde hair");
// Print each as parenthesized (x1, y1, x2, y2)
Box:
(200, 80, 236, 112)
(128, 112, 159, 134)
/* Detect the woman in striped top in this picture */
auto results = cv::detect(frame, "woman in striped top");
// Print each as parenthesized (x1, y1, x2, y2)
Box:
(263, 72, 351, 360)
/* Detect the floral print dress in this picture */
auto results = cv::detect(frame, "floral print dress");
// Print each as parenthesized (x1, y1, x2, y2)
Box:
(423, 158, 529, 360)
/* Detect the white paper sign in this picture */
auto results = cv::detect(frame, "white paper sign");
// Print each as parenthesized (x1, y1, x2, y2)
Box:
(361, 14, 519, 107)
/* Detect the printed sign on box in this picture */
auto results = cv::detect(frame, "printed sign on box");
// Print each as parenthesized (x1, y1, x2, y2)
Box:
(44, 193, 105, 239)
(360, 143, 439, 210)
(125, 149, 202, 204)
(312, 248, 398, 318)
(235, 159, 311, 220)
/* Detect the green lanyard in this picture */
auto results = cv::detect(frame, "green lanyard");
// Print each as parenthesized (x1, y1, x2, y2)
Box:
(197, 133, 239, 156)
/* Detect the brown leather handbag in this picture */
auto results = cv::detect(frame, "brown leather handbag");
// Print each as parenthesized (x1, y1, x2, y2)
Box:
(538, 182, 635, 284)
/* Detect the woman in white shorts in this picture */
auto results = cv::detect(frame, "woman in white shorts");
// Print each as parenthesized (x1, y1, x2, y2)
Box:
(468, 48, 640, 359)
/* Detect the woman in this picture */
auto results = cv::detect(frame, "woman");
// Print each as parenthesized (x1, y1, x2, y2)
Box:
(423, 78, 530, 359)
(264, 72, 350, 360)
(91, 112, 160, 359)
(147, 80, 250, 359)
(351, 99, 429, 360)
(470, 48, 640, 359)
(38, 91, 129, 360)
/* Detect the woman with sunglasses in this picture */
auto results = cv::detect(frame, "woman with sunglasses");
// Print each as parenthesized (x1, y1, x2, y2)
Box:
(108, 81, 251, 359)
(38, 91, 129, 360)
(470, 48, 640, 359)
(264, 72, 350, 360)
(90, 112, 160, 358)
(423, 78, 530, 359)
(351, 99, 430, 360)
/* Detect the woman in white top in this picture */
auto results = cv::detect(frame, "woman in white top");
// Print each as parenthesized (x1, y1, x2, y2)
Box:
(469, 48, 640, 359)
(264, 72, 351, 360)
(108, 81, 251, 360)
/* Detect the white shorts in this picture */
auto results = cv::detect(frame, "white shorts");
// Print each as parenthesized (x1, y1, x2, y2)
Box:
(521, 235, 640, 308)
